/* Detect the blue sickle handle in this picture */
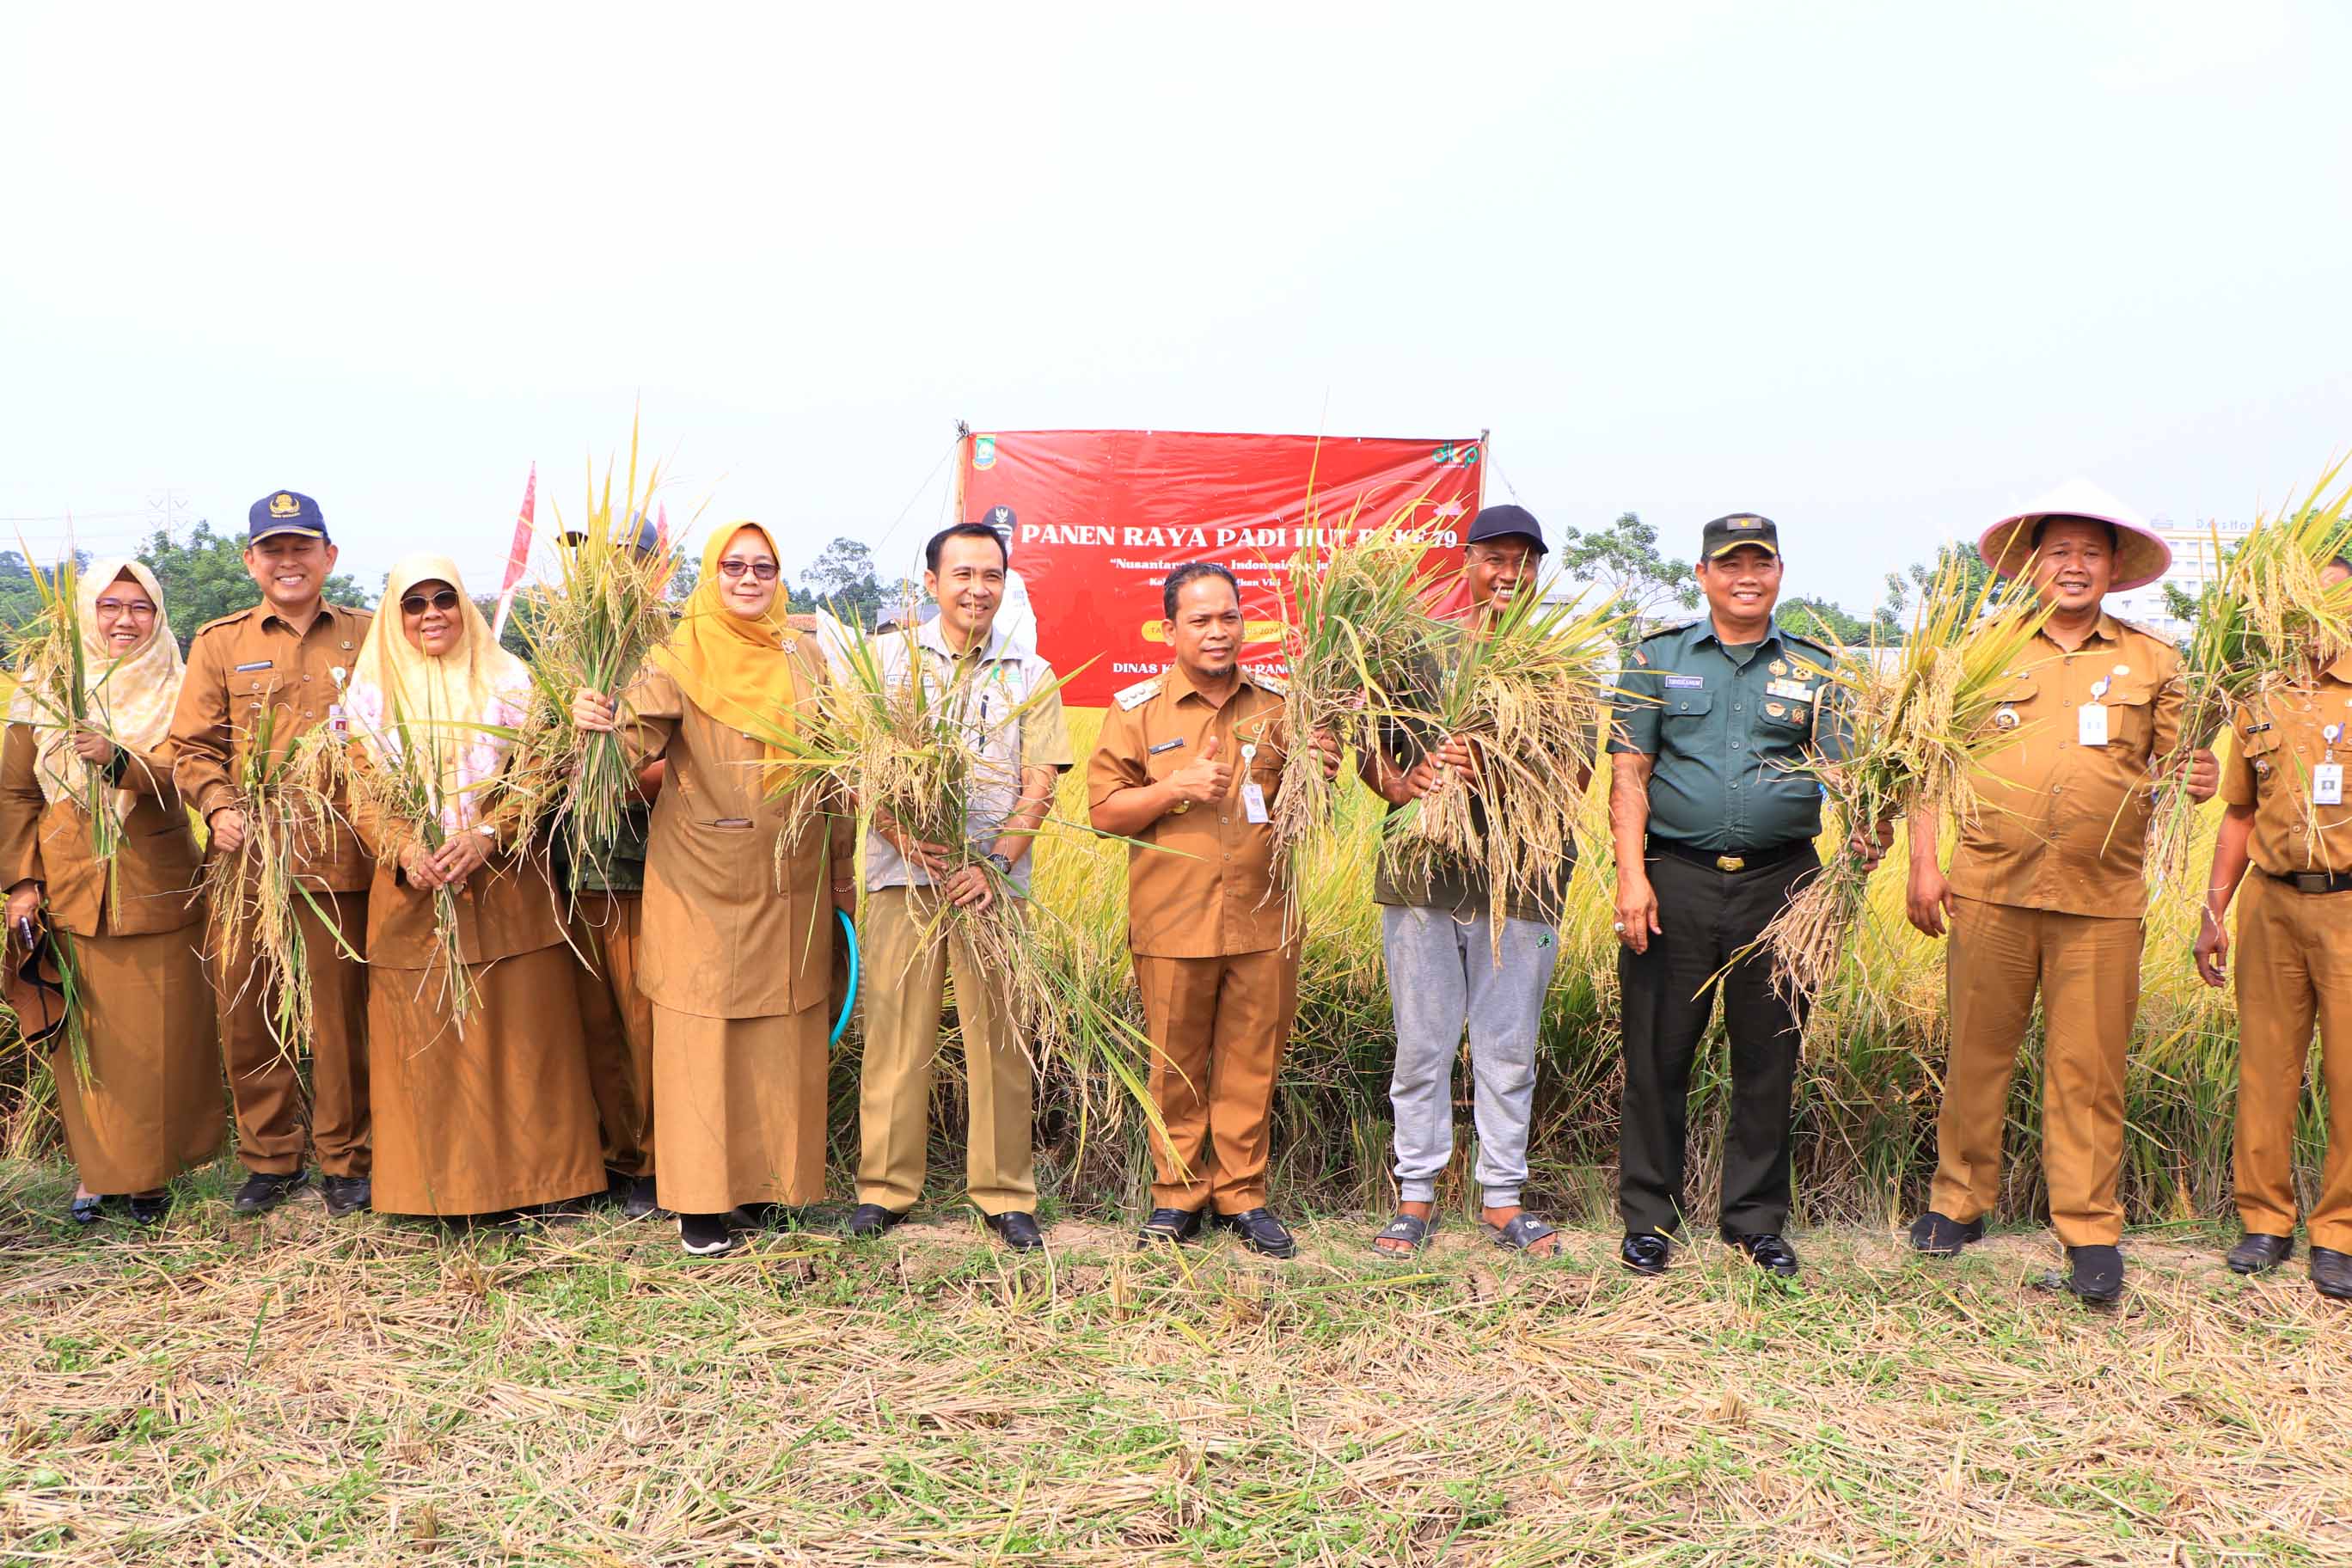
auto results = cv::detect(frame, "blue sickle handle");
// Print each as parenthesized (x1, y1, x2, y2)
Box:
(830, 906, 860, 1046)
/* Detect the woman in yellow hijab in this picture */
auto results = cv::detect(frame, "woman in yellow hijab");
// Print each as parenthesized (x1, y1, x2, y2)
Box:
(0, 560, 220, 1225)
(347, 554, 603, 1221)
(573, 523, 851, 1257)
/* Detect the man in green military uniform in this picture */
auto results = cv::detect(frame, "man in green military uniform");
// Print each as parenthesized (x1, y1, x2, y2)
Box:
(1608, 512, 1866, 1278)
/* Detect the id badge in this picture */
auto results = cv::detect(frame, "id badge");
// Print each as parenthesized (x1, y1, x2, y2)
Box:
(2316, 763, 2344, 805)
(327, 703, 349, 738)
(2078, 704, 2109, 747)
(1241, 780, 1270, 824)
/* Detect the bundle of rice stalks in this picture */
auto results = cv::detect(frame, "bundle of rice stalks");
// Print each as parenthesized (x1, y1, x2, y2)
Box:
(506, 419, 695, 891)
(763, 617, 1164, 1153)
(1270, 507, 1448, 848)
(5, 554, 126, 877)
(199, 705, 342, 1057)
(338, 693, 503, 1031)
(2147, 462, 2352, 885)
(1756, 559, 2053, 1002)
(1381, 583, 1625, 957)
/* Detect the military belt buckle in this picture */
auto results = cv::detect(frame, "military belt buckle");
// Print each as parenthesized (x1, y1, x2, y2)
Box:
(2291, 871, 2332, 895)
(1715, 854, 1746, 873)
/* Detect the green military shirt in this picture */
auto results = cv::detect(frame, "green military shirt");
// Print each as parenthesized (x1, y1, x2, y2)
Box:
(1608, 616, 1844, 853)
(553, 800, 652, 896)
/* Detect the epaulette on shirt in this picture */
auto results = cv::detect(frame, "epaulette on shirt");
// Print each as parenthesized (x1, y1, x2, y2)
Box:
(1113, 675, 1164, 711)
(1250, 669, 1289, 695)
(1626, 621, 1693, 668)
(193, 608, 257, 637)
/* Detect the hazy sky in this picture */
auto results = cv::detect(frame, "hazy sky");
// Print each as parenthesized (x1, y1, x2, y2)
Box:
(6, 3, 2348, 613)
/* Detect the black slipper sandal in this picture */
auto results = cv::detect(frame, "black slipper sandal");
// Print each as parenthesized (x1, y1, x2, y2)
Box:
(1483, 1212, 1560, 1254)
(1370, 1212, 1436, 1259)
(69, 1194, 106, 1226)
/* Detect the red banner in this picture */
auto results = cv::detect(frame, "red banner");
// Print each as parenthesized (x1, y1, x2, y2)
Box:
(964, 429, 1485, 707)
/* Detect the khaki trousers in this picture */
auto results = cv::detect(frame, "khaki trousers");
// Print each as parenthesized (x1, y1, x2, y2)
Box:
(1930, 896, 2142, 1246)
(215, 888, 371, 1179)
(573, 892, 656, 1179)
(2233, 874, 2352, 1252)
(1134, 945, 1299, 1215)
(854, 886, 1037, 1216)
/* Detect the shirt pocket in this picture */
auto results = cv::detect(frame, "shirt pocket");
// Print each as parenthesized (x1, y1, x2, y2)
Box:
(2104, 677, 2160, 753)
(1660, 688, 1714, 723)
(237, 671, 289, 720)
(2239, 726, 2285, 792)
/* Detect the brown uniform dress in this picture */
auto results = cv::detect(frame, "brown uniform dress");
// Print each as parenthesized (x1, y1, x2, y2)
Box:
(169, 601, 373, 1179)
(349, 793, 603, 1217)
(1931, 615, 2184, 1246)
(0, 726, 222, 1193)
(2220, 656, 2352, 1253)
(1087, 664, 1298, 1216)
(622, 652, 848, 1215)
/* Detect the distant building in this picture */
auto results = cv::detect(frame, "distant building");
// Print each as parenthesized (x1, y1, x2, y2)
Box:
(2106, 518, 2251, 640)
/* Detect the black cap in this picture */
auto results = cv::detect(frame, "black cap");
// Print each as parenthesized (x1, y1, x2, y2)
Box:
(1465, 503, 1547, 555)
(1700, 512, 1779, 560)
(248, 489, 326, 542)
(561, 511, 662, 554)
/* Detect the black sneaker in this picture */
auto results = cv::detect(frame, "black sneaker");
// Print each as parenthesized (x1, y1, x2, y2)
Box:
(321, 1175, 371, 1217)
(1908, 1210, 1984, 1257)
(738, 1203, 804, 1231)
(623, 1174, 666, 1221)
(2066, 1244, 2125, 1305)
(1211, 1207, 1297, 1259)
(679, 1212, 739, 1257)
(233, 1170, 310, 1216)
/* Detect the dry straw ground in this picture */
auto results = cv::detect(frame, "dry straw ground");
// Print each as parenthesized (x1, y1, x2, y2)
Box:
(4, 1161, 2349, 1567)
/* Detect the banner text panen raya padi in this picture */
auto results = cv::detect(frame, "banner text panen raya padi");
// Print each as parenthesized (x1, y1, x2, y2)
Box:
(961, 429, 1483, 707)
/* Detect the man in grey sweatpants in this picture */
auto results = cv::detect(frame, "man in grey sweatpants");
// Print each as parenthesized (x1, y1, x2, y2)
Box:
(1363, 504, 1587, 1258)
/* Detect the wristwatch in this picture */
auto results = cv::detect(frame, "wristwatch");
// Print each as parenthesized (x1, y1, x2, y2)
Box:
(984, 852, 1014, 876)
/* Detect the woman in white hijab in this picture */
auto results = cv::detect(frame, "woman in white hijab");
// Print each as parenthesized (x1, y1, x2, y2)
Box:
(0, 560, 221, 1225)
(344, 554, 602, 1220)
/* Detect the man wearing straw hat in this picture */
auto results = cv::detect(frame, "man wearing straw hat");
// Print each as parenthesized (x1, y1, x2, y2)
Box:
(2194, 554, 2352, 1302)
(1905, 482, 2216, 1305)
(1608, 512, 1850, 1279)
(171, 489, 375, 1219)
(848, 518, 1070, 1253)
(1364, 504, 1583, 1259)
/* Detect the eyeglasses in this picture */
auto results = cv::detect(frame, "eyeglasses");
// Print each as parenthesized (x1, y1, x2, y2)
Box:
(94, 599, 156, 617)
(717, 560, 779, 581)
(400, 589, 463, 615)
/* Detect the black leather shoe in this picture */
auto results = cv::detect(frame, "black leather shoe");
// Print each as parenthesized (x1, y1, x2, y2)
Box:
(679, 1211, 738, 1257)
(233, 1170, 309, 1216)
(2227, 1233, 2294, 1275)
(321, 1175, 371, 1218)
(1620, 1233, 1672, 1275)
(623, 1175, 665, 1222)
(2066, 1244, 2125, 1304)
(126, 1191, 171, 1227)
(1908, 1210, 1984, 1257)
(2312, 1246, 2352, 1301)
(69, 1193, 107, 1226)
(1136, 1206, 1205, 1248)
(984, 1210, 1044, 1252)
(1725, 1231, 1800, 1277)
(1212, 1207, 1297, 1259)
(844, 1203, 907, 1239)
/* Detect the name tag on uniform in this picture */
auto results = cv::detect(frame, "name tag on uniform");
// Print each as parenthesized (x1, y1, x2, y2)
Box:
(1764, 679, 1815, 703)
(235, 659, 273, 673)
(2078, 704, 2109, 747)
(1662, 675, 1705, 689)
(1148, 738, 1185, 756)
(2316, 763, 2344, 805)
(1240, 739, 1269, 823)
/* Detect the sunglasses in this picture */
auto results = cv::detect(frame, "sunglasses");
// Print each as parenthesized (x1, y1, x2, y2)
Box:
(717, 559, 779, 581)
(400, 589, 463, 616)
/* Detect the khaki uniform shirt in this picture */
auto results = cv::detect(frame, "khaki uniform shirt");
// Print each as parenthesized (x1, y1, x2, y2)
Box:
(622, 649, 848, 1019)
(0, 724, 203, 938)
(1946, 615, 2184, 918)
(1087, 664, 1291, 959)
(2221, 652, 2352, 875)
(169, 601, 374, 892)
(863, 617, 1074, 897)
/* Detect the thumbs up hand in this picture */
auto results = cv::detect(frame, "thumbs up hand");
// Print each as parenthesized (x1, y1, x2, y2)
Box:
(1167, 733, 1234, 805)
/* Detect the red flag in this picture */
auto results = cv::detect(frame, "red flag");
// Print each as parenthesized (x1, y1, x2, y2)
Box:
(490, 464, 537, 641)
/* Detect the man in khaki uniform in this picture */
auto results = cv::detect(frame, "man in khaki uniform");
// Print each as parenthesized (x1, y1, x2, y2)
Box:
(1905, 484, 2215, 1303)
(1089, 561, 1336, 1258)
(2195, 557, 2352, 1302)
(850, 520, 1071, 1252)
(169, 489, 375, 1218)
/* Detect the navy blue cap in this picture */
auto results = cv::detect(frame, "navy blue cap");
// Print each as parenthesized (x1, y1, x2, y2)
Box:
(1465, 503, 1546, 555)
(562, 511, 662, 554)
(248, 489, 326, 541)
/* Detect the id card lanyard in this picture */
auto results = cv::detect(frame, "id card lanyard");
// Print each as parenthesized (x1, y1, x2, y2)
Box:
(2318, 722, 2344, 805)
(1240, 741, 1269, 824)
(2079, 674, 2112, 748)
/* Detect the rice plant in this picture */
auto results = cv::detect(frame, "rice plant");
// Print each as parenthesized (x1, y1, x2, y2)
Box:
(5, 554, 127, 884)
